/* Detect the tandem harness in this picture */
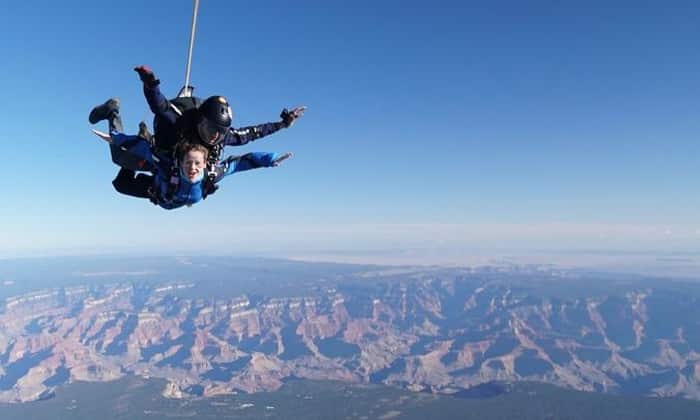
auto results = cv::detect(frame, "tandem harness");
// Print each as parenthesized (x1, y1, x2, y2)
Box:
(151, 95, 220, 204)
(160, 153, 254, 206)
(146, 167, 218, 208)
(152, 166, 218, 207)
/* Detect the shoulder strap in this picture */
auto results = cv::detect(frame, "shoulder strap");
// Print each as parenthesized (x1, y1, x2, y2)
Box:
(201, 169, 219, 200)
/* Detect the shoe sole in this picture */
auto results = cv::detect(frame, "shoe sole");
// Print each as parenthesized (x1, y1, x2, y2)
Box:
(89, 98, 120, 124)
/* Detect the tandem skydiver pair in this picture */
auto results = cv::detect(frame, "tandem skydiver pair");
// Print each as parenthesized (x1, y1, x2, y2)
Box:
(88, 65, 306, 210)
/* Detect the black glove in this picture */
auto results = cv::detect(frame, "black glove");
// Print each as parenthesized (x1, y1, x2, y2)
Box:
(134, 65, 160, 88)
(280, 106, 307, 127)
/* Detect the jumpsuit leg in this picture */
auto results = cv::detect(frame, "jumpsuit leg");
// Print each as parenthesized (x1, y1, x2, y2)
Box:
(108, 110, 123, 133)
(112, 168, 153, 199)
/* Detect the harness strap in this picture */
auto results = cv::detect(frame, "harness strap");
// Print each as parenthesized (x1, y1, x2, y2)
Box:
(169, 103, 184, 116)
(164, 166, 180, 202)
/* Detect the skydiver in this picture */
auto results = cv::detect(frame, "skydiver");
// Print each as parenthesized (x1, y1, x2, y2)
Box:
(131, 65, 306, 169)
(88, 112, 292, 210)
(88, 65, 304, 200)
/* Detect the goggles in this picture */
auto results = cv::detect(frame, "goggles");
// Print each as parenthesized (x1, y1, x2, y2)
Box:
(197, 118, 227, 145)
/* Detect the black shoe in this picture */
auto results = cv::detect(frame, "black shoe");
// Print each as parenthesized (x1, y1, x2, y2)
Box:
(89, 98, 120, 124)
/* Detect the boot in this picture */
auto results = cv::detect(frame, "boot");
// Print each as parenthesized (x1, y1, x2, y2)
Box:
(89, 98, 123, 132)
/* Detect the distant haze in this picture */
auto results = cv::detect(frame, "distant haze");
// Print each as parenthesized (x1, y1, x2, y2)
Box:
(4, 222, 700, 277)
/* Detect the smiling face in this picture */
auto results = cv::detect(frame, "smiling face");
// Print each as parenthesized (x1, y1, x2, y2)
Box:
(180, 149, 206, 182)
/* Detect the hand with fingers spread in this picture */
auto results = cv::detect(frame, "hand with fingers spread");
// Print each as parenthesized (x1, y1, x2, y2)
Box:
(280, 106, 307, 128)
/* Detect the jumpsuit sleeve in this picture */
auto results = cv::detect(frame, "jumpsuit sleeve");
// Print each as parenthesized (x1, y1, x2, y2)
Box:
(211, 152, 278, 183)
(143, 85, 179, 125)
(222, 122, 286, 147)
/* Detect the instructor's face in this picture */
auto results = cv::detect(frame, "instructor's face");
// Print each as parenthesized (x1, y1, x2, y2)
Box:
(198, 118, 225, 145)
(181, 151, 206, 182)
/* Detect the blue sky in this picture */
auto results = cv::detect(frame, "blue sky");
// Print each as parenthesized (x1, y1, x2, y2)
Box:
(1, 1, 700, 258)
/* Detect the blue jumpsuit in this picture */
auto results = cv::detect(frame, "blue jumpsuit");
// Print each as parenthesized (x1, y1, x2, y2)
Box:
(109, 132, 280, 210)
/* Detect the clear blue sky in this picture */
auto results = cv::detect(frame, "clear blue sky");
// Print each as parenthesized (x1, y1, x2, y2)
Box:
(1, 1, 699, 257)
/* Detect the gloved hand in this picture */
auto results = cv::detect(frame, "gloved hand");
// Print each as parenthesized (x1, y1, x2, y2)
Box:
(134, 65, 160, 88)
(280, 105, 307, 127)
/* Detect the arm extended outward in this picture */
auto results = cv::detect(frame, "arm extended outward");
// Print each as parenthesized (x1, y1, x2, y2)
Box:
(222, 106, 306, 146)
(223, 122, 286, 146)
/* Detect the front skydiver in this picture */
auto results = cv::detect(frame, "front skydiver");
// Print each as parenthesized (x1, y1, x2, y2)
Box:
(131, 65, 306, 169)
(88, 106, 292, 210)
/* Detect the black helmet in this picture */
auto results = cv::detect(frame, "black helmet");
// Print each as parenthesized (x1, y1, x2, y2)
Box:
(197, 95, 233, 145)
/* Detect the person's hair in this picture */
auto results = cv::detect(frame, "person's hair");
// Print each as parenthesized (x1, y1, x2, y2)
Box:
(177, 142, 209, 162)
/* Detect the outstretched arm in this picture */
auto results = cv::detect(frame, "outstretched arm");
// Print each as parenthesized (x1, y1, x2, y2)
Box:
(210, 152, 279, 182)
(222, 106, 307, 147)
(223, 122, 285, 146)
(134, 65, 179, 125)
